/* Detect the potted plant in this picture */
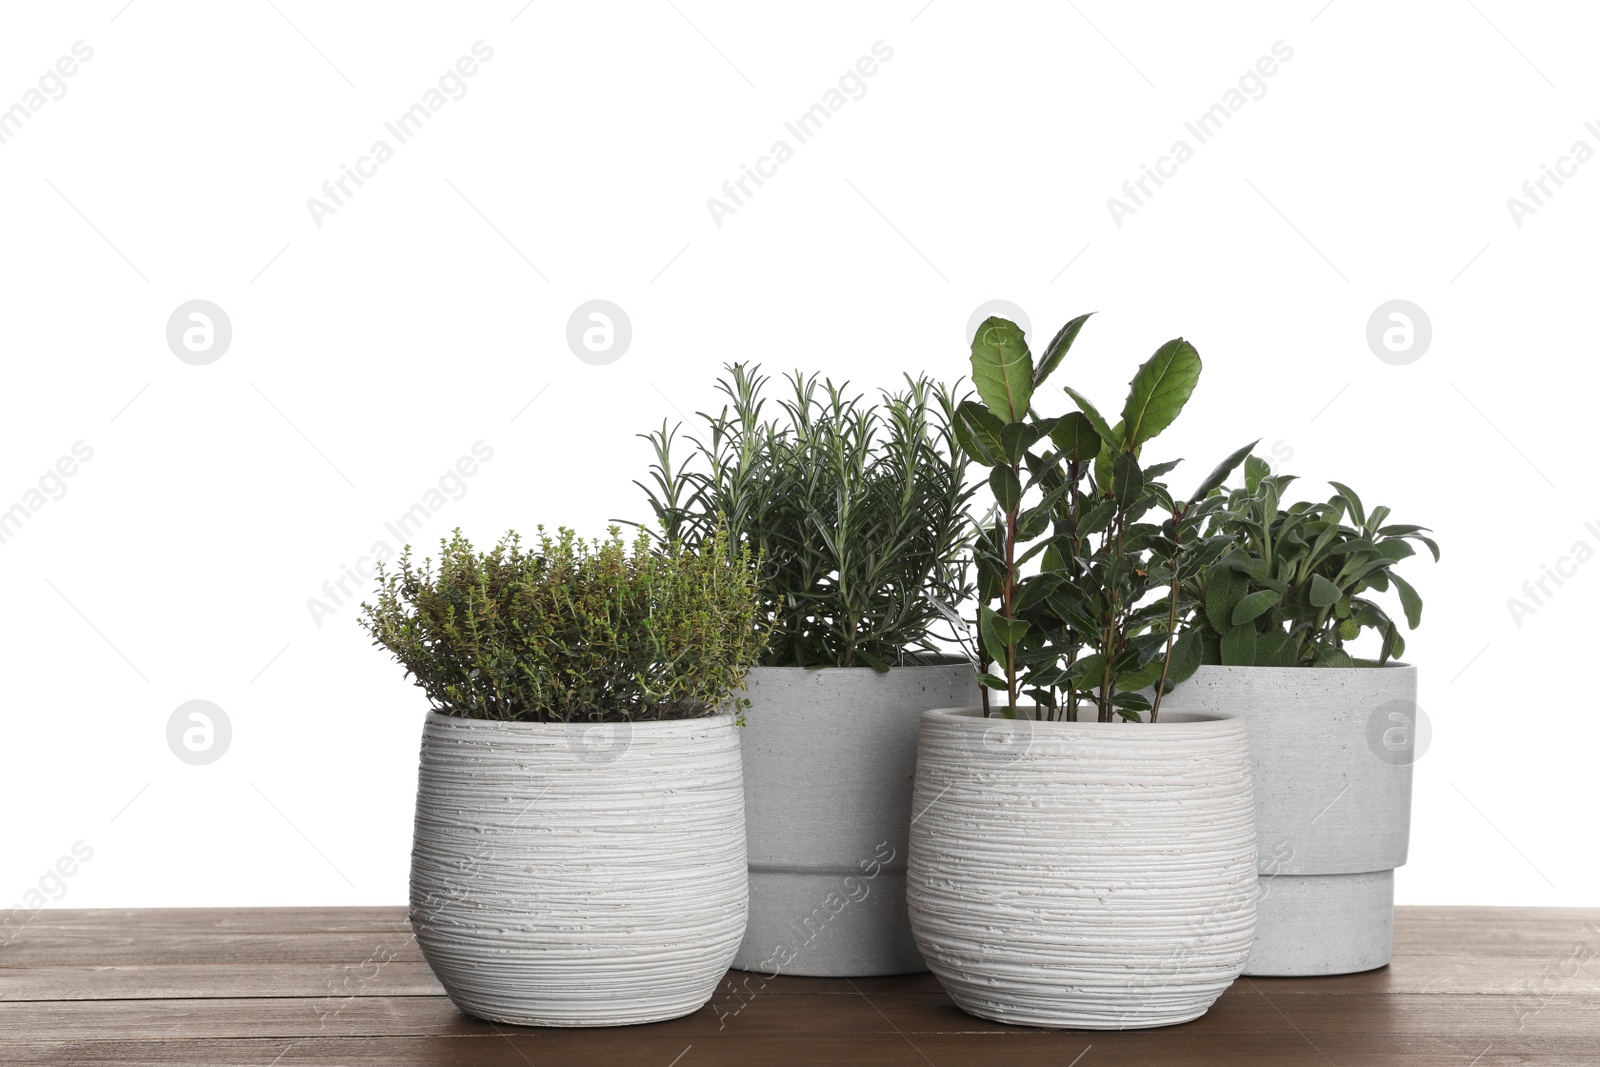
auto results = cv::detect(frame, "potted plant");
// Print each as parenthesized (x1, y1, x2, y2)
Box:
(634, 365, 979, 977)
(360, 525, 767, 1027)
(1156, 461, 1438, 975)
(907, 312, 1260, 1029)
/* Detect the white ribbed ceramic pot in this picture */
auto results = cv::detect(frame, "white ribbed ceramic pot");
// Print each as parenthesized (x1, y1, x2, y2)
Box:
(907, 708, 1257, 1030)
(1158, 664, 1418, 976)
(410, 711, 748, 1027)
(733, 662, 980, 977)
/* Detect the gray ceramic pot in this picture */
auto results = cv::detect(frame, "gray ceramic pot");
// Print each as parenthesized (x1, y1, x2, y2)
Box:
(907, 707, 1258, 1029)
(1159, 663, 1419, 975)
(411, 712, 747, 1026)
(732, 662, 979, 976)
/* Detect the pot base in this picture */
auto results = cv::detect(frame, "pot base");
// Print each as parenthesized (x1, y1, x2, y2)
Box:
(734, 869, 926, 976)
(447, 996, 709, 1029)
(947, 997, 1213, 1032)
(1244, 870, 1394, 976)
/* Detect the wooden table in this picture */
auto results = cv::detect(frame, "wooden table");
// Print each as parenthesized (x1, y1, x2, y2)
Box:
(1, 906, 1595, 1065)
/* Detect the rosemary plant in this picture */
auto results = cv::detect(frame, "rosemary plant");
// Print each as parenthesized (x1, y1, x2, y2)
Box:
(634, 364, 976, 670)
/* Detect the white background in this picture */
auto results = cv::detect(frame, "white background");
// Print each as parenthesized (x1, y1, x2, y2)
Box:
(1, 1, 1593, 910)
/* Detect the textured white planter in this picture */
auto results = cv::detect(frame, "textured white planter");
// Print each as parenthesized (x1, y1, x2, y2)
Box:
(1159, 664, 1417, 976)
(907, 707, 1257, 1030)
(410, 711, 748, 1027)
(733, 662, 979, 976)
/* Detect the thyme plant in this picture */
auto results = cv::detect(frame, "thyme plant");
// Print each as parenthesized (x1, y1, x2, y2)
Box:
(360, 526, 767, 722)
(634, 364, 976, 670)
(1181, 459, 1438, 667)
(956, 313, 1253, 722)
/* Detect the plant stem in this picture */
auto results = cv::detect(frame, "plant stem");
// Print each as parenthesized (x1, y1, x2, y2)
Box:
(1003, 465, 1020, 714)
(1150, 505, 1185, 724)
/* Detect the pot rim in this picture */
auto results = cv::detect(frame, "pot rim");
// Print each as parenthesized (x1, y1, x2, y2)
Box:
(1182, 661, 1415, 674)
(744, 656, 974, 675)
(422, 709, 737, 731)
(922, 705, 1243, 732)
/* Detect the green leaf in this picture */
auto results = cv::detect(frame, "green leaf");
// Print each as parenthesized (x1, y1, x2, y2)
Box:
(1034, 312, 1093, 387)
(1109, 691, 1152, 712)
(1254, 629, 1298, 666)
(970, 317, 1033, 423)
(1077, 500, 1116, 536)
(1224, 552, 1271, 580)
(1016, 504, 1051, 541)
(1014, 572, 1061, 613)
(1190, 440, 1258, 502)
(1220, 623, 1257, 666)
(1390, 571, 1423, 628)
(993, 613, 1030, 644)
(977, 672, 1010, 691)
(1049, 411, 1103, 462)
(1093, 436, 1114, 494)
(1244, 455, 1270, 492)
(1063, 386, 1118, 446)
(1121, 338, 1202, 448)
(977, 605, 1007, 665)
(1232, 589, 1282, 625)
(1162, 629, 1203, 688)
(1046, 593, 1100, 635)
(1069, 653, 1108, 689)
(953, 400, 1007, 467)
(1377, 539, 1416, 563)
(854, 648, 892, 672)
(989, 465, 1023, 513)
(1328, 480, 1366, 527)
(1206, 566, 1247, 633)
(1309, 573, 1341, 608)
(951, 415, 997, 466)
(1116, 655, 1167, 692)
(1112, 450, 1144, 508)
(1315, 645, 1354, 668)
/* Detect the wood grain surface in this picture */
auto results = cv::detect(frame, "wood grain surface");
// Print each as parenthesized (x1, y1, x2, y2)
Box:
(2, 906, 1596, 1065)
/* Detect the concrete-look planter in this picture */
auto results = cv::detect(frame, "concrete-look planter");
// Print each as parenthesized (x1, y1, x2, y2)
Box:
(410, 711, 748, 1027)
(907, 707, 1258, 1030)
(732, 662, 979, 976)
(1159, 664, 1417, 976)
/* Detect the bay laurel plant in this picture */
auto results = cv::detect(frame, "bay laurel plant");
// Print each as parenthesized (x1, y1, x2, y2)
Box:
(956, 313, 1254, 722)
(634, 364, 976, 671)
(1181, 458, 1439, 667)
(359, 526, 768, 722)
